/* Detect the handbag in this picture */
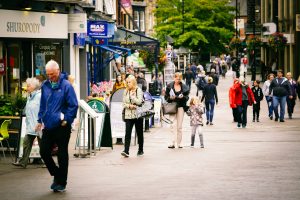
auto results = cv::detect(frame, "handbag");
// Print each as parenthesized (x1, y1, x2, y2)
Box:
(162, 102, 177, 115)
(136, 101, 154, 119)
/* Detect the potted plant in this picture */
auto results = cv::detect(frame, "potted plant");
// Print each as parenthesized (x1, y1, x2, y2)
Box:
(246, 35, 262, 51)
(268, 32, 287, 51)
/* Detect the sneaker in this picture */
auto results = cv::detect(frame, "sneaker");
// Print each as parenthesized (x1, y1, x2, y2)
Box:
(206, 121, 209, 125)
(237, 123, 241, 128)
(121, 151, 129, 157)
(257, 119, 260, 122)
(168, 145, 175, 149)
(242, 124, 246, 128)
(252, 119, 255, 122)
(53, 184, 66, 192)
(137, 151, 144, 156)
(50, 179, 58, 190)
(289, 115, 292, 119)
(200, 145, 204, 148)
(12, 162, 26, 169)
(269, 116, 273, 120)
(210, 122, 214, 125)
(275, 118, 278, 122)
(280, 119, 285, 122)
(190, 145, 194, 148)
(178, 146, 183, 149)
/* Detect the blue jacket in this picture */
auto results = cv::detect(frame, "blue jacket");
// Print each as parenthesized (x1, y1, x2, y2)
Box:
(25, 90, 41, 136)
(38, 74, 78, 130)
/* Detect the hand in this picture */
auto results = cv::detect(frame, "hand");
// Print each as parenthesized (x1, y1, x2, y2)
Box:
(254, 101, 257, 104)
(178, 94, 183, 99)
(289, 96, 293, 99)
(35, 123, 42, 132)
(61, 120, 67, 126)
(129, 104, 136, 109)
(170, 96, 175, 100)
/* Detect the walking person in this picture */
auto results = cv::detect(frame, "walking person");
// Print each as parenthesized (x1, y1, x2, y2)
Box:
(195, 70, 207, 97)
(121, 75, 144, 157)
(229, 78, 240, 122)
(184, 66, 194, 90)
(36, 60, 78, 192)
(269, 70, 292, 122)
(286, 72, 298, 119)
(201, 77, 218, 125)
(251, 80, 264, 122)
(188, 97, 204, 148)
(232, 77, 256, 128)
(12, 78, 42, 168)
(262, 73, 275, 120)
(165, 72, 189, 149)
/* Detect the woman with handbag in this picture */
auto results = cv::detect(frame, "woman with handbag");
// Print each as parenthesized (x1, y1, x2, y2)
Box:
(121, 75, 144, 157)
(165, 72, 190, 148)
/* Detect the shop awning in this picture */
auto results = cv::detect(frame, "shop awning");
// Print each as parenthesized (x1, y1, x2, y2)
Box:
(99, 45, 131, 59)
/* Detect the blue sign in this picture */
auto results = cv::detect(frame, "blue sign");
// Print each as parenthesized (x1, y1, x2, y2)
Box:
(87, 21, 108, 37)
(74, 33, 86, 46)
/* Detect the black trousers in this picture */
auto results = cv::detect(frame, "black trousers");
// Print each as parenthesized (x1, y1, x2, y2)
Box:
(40, 125, 71, 186)
(253, 102, 261, 120)
(237, 100, 249, 126)
(286, 96, 296, 116)
(232, 108, 238, 122)
(124, 118, 144, 154)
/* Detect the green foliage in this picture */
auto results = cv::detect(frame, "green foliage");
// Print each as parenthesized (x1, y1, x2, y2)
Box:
(0, 94, 27, 116)
(154, 0, 235, 54)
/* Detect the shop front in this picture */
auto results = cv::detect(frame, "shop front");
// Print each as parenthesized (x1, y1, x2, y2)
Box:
(0, 9, 68, 95)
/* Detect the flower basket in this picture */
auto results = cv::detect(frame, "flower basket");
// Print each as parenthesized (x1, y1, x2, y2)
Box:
(246, 36, 262, 50)
(229, 37, 242, 50)
(268, 32, 287, 51)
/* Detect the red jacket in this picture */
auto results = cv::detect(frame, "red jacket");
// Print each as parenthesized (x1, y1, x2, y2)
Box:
(231, 83, 255, 107)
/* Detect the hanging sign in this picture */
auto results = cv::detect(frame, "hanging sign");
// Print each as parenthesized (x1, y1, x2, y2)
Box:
(87, 21, 108, 37)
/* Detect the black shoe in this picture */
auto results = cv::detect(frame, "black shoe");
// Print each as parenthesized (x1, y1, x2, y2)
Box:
(178, 146, 183, 149)
(289, 115, 292, 119)
(168, 145, 175, 149)
(200, 145, 204, 148)
(137, 151, 144, 156)
(269, 116, 273, 120)
(242, 124, 246, 128)
(206, 121, 209, 125)
(121, 151, 129, 157)
(237, 123, 241, 128)
(280, 119, 285, 122)
(275, 118, 278, 122)
(53, 184, 66, 192)
(252, 119, 255, 122)
(257, 119, 260, 122)
(210, 122, 214, 125)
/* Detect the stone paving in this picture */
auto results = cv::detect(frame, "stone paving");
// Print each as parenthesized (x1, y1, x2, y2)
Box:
(1, 74, 300, 200)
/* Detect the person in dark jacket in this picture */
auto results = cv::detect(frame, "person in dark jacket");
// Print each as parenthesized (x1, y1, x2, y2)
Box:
(286, 72, 298, 119)
(184, 67, 194, 90)
(201, 77, 218, 125)
(36, 60, 78, 192)
(165, 72, 190, 148)
(269, 69, 292, 122)
(251, 80, 264, 122)
(209, 68, 219, 86)
(137, 72, 147, 92)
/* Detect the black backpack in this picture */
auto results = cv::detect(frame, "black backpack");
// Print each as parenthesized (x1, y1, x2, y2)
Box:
(196, 77, 207, 90)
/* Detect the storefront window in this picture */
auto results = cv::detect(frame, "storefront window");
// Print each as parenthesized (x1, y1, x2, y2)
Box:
(33, 42, 62, 76)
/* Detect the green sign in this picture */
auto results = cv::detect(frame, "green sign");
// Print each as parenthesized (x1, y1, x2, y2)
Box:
(87, 99, 106, 113)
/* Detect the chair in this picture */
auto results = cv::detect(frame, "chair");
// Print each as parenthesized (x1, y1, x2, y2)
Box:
(0, 119, 13, 160)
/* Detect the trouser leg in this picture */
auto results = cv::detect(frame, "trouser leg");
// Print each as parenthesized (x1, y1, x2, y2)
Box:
(135, 118, 144, 152)
(205, 102, 210, 122)
(176, 107, 184, 146)
(242, 100, 248, 126)
(209, 100, 215, 122)
(124, 120, 135, 154)
(279, 96, 286, 120)
(191, 126, 196, 146)
(19, 134, 36, 167)
(272, 96, 279, 119)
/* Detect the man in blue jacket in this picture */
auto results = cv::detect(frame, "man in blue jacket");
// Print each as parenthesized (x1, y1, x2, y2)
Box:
(36, 60, 78, 192)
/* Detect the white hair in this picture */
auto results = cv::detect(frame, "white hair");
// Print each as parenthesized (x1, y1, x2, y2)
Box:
(45, 59, 60, 70)
(26, 77, 40, 90)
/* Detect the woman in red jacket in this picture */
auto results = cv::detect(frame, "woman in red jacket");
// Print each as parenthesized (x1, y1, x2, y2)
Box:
(232, 77, 256, 128)
(229, 78, 240, 122)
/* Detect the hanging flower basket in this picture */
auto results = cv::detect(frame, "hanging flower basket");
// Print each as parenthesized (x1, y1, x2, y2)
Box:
(268, 32, 287, 51)
(246, 35, 262, 50)
(229, 37, 242, 50)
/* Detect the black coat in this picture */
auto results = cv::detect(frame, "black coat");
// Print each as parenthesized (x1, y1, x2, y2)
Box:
(165, 81, 190, 108)
(251, 86, 264, 102)
(269, 77, 292, 97)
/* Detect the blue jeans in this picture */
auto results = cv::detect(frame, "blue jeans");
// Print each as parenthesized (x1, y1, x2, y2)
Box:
(205, 99, 215, 122)
(272, 96, 287, 120)
(265, 96, 274, 117)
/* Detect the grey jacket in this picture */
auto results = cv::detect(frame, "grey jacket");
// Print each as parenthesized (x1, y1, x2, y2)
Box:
(123, 87, 143, 119)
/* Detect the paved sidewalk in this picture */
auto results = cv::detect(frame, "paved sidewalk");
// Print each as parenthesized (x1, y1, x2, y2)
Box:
(1, 74, 300, 200)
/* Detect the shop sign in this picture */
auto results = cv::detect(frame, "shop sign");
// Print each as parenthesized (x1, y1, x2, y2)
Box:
(0, 9, 68, 39)
(87, 21, 108, 37)
(68, 13, 87, 33)
(92, 38, 108, 46)
(74, 33, 86, 46)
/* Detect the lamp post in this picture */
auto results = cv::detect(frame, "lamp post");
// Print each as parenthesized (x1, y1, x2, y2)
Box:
(235, 0, 239, 67)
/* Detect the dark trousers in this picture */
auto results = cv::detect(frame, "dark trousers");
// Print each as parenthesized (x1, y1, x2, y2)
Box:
(205, 99, 215, 122)
(253, 102, 261, 120)
(232, 108, 238, 122)
(286, 96, 296, 116)
(237, 100, 249, 126)
(124, 118, 144, 154)
(40, 125, 71, 186)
